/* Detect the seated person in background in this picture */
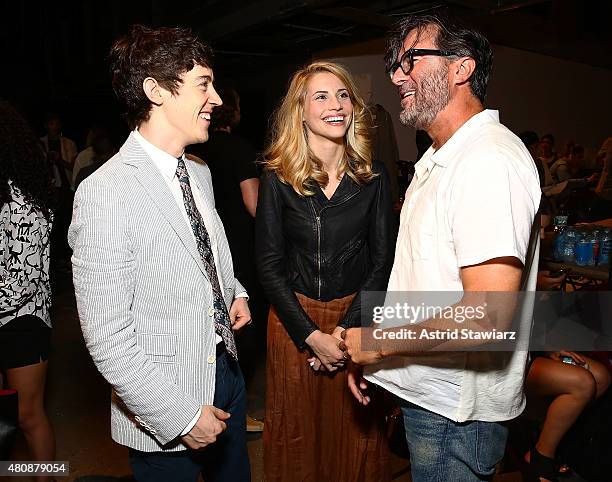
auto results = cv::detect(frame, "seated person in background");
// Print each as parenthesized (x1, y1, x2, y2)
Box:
(520, 131, 553, 187)
(539, 133, 558, 167)
(559, 140, 575, 160)
(550, 145, 584, 182)
(525, 344, 610, 482)
(594, 136, 612, 200)
(587, 136, 612, 219)
(525, 230, 611, 482)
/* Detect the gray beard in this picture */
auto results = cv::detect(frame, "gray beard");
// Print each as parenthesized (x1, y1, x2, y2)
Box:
(399, 66, 450, 130)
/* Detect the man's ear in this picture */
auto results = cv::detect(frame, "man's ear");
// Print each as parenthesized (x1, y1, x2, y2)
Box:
(143, 77, 164, 106)
(452, 57, 476, 87)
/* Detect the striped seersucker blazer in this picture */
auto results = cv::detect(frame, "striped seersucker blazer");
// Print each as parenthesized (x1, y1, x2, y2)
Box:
(68, 132, 245, 451)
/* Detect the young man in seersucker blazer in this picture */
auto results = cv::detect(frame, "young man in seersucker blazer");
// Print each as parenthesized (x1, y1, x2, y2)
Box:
(68, 25, 251, 482)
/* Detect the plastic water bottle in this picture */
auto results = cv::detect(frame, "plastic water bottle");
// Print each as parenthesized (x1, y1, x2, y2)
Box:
(592, 229, 602, 264)
(553, 213, 569, 230)
(587, 233, 598, 267)
(553, 226, 566, 261)
(598, 229, 611, 266)
(552, 216, 568, 262)
(560, 228, 577, 263)
(574, 232, 594, 266)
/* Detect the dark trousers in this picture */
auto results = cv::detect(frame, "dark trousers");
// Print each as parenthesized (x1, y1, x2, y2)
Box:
(129, 348, 250, 482)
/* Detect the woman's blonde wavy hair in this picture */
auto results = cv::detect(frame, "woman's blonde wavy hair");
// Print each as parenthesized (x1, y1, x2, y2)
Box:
(264, 61, 376, 196)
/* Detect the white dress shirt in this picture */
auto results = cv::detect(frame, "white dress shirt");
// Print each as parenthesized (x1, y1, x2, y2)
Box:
(365, 110, 541, 422)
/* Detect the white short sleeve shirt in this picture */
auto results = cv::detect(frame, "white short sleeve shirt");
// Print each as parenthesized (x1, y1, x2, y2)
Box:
(365, 110, 542, 422)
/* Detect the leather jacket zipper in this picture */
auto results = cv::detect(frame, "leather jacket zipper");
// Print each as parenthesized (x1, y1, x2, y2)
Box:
(316, 215, 321, 299)
(311, 189, 360, 300)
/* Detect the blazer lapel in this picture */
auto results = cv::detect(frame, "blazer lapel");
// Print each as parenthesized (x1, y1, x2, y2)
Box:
(120, 134, 210, 281)
(186, 155, 214, 208)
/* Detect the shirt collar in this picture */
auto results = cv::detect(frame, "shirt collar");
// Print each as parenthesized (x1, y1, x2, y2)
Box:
(414, 148, 435, 180)
(429, 109, 499, 168)
(132, 129, 184, 181)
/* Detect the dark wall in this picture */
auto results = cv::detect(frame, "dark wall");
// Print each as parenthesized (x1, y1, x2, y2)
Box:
(0, 1, 308, 153)
(326, 42, 612, 162)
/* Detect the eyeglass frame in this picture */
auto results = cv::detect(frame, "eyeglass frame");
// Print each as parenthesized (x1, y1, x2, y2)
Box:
(388, 48, 457, 77)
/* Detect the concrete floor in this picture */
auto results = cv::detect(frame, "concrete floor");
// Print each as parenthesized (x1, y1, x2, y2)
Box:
(7, 271, 528, 482)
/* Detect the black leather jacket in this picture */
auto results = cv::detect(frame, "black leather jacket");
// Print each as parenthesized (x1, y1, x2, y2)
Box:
(255, 161, 395, 349)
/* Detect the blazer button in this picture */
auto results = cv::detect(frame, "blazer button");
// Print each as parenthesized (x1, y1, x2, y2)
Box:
(207, 354, 216, 364)
(208, 307, 215, 317)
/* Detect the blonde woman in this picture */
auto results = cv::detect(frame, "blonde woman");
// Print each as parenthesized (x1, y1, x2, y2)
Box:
(256, 61, 394, 481)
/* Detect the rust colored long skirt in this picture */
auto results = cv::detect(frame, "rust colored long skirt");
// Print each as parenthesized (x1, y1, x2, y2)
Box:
(263, 293, 391, 482)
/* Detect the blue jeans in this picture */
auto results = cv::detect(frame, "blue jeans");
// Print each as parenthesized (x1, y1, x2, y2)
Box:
(129, 348, 250, 482)
(400, 401, 508, 482)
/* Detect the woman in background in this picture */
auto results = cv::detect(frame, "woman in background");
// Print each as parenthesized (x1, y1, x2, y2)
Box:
(256, 61, 394, 481)
(0, 100, 56, 477)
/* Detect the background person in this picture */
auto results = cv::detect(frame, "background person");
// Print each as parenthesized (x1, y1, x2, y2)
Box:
(0, 99, 56, 481)
(550, 145, 584, 182)
(191, 84, 265, 433)
(525, 347, 610, 482)
(539, 133, 558, 167)
(40, 112, 76, 273)
(523, 218, 611, 481)
(71, 125, 111, 187)
(594, 137, 612, 197)
(73, 131, 116, 190)
(40, 112, 77, 190)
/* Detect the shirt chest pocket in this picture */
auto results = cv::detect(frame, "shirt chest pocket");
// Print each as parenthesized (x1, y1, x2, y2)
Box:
(405, 202, 436, 261)
(407, 229, 433, 260)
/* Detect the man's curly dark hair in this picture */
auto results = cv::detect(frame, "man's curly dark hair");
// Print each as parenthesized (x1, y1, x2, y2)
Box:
(385, 14, 493, 103)
(0, 100, 54, 221)
(109, 24, 214, 129)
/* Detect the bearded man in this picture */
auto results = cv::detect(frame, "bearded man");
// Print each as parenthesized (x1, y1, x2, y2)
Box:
(340, 14, 542, 482)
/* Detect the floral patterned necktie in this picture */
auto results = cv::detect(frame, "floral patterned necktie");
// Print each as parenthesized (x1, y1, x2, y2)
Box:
(175, 157, 237, 360)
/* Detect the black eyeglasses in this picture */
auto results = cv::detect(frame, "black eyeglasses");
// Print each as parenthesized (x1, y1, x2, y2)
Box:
(388, 48, 456, 77)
